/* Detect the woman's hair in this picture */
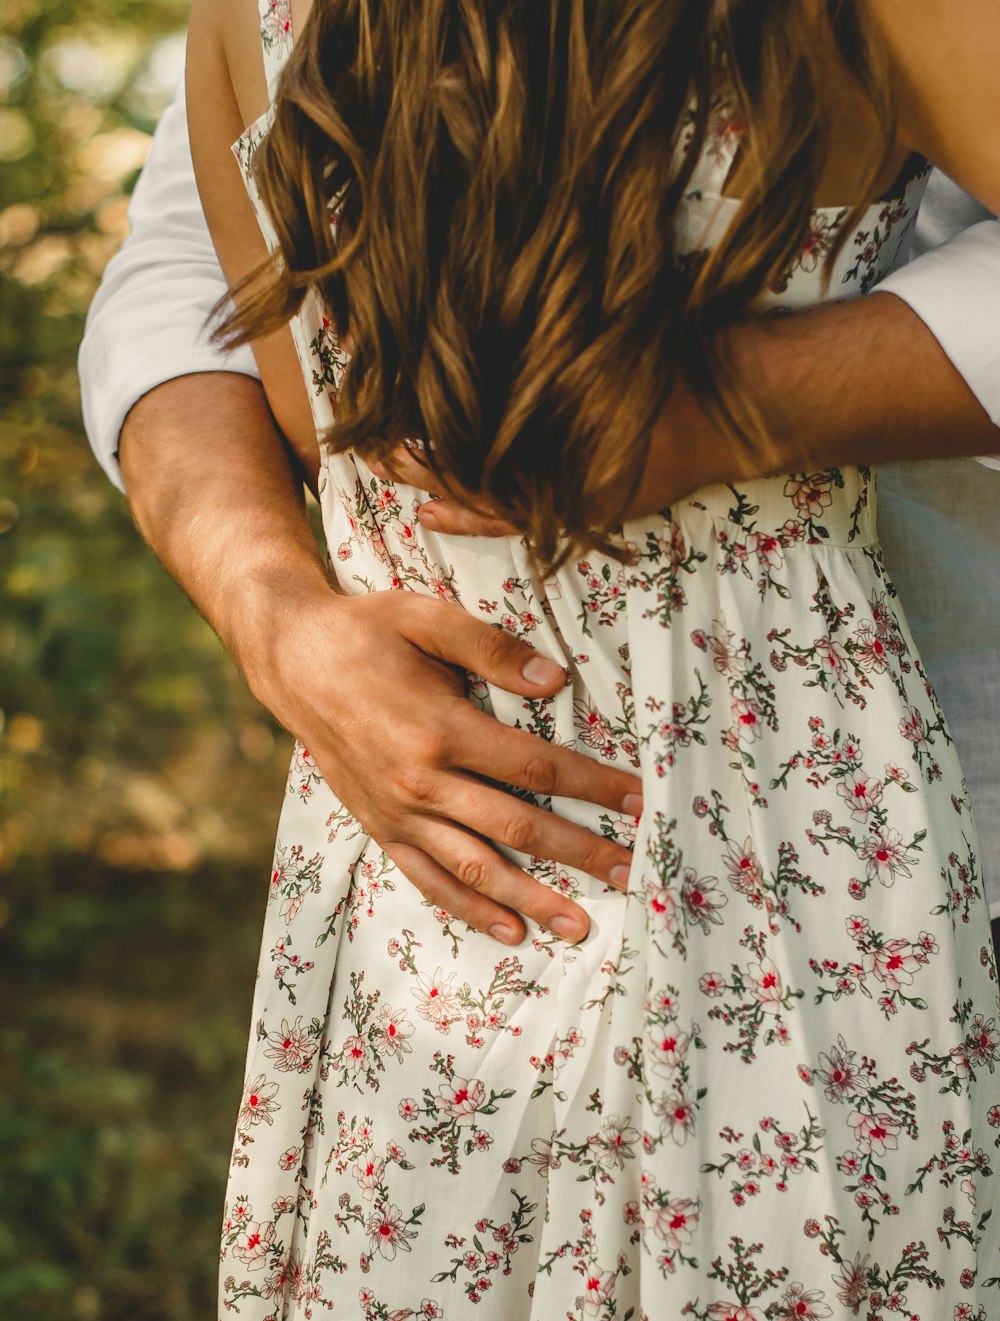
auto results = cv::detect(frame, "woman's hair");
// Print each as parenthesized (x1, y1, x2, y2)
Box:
(224, 0, 895, 568)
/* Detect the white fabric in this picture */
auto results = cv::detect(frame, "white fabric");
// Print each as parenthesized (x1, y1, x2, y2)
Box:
(879, 171, 1000, 445)
(875, 174, 1000, 919)
(77, 77, 259, 493)
(77, 79, 1000, 918)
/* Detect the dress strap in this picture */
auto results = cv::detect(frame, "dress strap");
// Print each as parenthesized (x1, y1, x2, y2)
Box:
(257, 0, 295, 98)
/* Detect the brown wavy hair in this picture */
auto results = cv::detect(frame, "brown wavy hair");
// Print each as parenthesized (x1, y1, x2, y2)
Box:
(223, 0, 896, 568)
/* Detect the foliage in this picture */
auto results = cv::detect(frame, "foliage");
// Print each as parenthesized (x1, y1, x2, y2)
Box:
(0, 4, 292, 1317)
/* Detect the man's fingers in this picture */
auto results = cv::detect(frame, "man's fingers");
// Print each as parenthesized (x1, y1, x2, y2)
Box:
(443, 775, 634, 889)
(410, 820, 592, 943)
(417, 499, 519, 539)
(382, 842, 527, 945)
(457, 710, 643, 816)
(408, 604, 570, 696)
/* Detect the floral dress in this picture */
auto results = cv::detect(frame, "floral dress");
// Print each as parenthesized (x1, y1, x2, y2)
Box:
(222, 7, 1000, 1319)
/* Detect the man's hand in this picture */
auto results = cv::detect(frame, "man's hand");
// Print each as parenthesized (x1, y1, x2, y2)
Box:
(120, 373, 641, 948)
(368, 448, 520, 539)
(252, 586, 642, 946)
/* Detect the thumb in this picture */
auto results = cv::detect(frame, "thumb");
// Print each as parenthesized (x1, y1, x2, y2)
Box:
(408, 599, 568, 697)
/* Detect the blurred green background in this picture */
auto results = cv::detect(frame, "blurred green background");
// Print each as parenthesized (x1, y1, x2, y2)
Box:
(0, 3, 293, 1316)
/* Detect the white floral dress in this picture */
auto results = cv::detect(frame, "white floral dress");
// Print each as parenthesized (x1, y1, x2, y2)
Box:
(221, 9, 1000, 1319)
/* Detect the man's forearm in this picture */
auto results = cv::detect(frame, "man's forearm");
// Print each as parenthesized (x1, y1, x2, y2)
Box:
(642, 292, 1000, 509)
(120, 372, 332, 696)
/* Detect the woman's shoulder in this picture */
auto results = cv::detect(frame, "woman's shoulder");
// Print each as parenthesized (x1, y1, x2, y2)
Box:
(190, 0, 282, 133)
(861, 0, 1000, 213)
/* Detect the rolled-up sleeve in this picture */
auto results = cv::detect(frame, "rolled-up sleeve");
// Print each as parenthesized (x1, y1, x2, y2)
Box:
(78, 75, 259, 492)
(878, 210, 1000, 469)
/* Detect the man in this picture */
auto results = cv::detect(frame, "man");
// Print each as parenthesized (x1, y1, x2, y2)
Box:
(79, 74, 1000, 954)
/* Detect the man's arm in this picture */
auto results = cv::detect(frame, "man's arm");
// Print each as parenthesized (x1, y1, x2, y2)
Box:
(78, 79, 260, 492)
(413, 204, 1000, 535)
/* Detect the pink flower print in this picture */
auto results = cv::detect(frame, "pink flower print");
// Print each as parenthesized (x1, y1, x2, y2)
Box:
(681, 869, 727, 932)
(264, 1017, 318, 1073)
(949, 1042, 971, 1081)
(836, 772, 884, 823)
(398, 1097, 419, 1122)
(438, 1076, 486, 1123)
(353, 1155, 385, 1200)
(279, 1146, 302, 1171)
(365, 1203, 411, 1260)
(646, 1195, 699, 1249)
(847, 1110, 902, 1155)
(784, 474, 833, 520)
(699, 970, 725, 997)
(709, 621, 746, 677)
(397, 520, 419, 551)
(960, 1177, 977, 1209)
(707, 91, 746, 162)
(374, 1006, 414, 1059)
(412, 968, 461, 1027)
(746, 957, 784, 1013)
(587, 1115, 640, 1171)
(775, 1282, 834, 1320)
(815, 1037, 867, 1103)
(813, 637, 848, 686)
(731, 697, 764, 741)
(706, 1305, 765, 1321)
(798, 213, 839, 275)
(966, 1014, 1000, 1070)
(279, 891, 304, 924)
(749, 530, 784, 572)
(862, 938, 924, 991)
(898, 704, 928, 749)
(343, 1034, 368, 1075)
(426, 571, 456, 601)
(240, 1074, 281, 1128)
(526, 1136, 561, 1174)
(832, 1252, 870, 1311)
(234, 1219, 275, 1270)
(837, 1151, 863, 1178)
(648, 1026, 690, 1078)
(654, 1089, 697, 1145)
(854, 620, 890, 674)
(579, 1269, 615, 1316)
(723, 837, 764, 897)
(261, 0, 292, 49)
(858, 828, 915, 887)
(869, 589, 895, 636)
(420, 1303, 443, 1320)
(645, 878, 680, 933)
(575, 699, 616, 757)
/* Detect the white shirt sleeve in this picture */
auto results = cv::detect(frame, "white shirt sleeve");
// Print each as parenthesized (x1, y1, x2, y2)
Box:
(875, 173, 1000, 467)
(78, 75, 259, 493)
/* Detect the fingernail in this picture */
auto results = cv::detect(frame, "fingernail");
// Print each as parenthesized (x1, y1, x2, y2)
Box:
(610, 864, 631, 889)
(621, 793, 643, 817)
(490, 924, 518, 944)
(417, 504, 439, 529)
(550, 915, 586, 943)
(522, 655, 565, 686)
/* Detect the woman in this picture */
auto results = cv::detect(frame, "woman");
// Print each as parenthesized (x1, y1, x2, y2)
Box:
(186, 1, 1000, 1316)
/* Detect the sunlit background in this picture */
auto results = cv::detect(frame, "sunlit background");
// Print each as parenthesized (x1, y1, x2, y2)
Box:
(1, 4, 293, 1316)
